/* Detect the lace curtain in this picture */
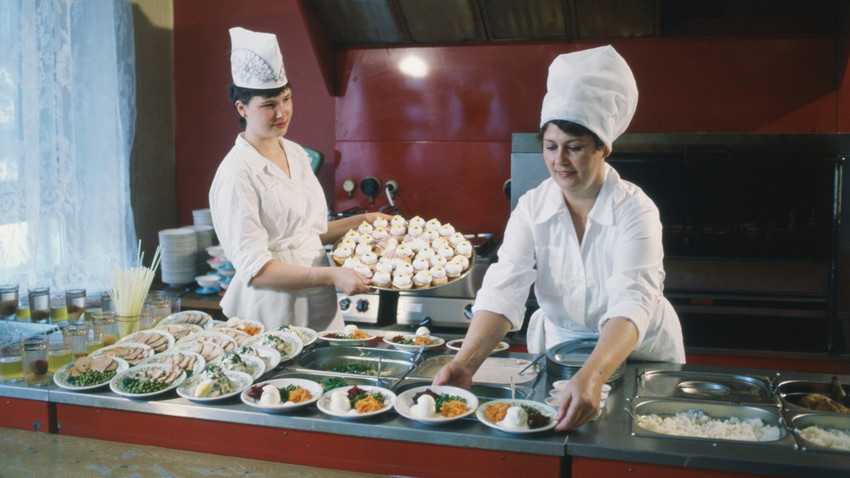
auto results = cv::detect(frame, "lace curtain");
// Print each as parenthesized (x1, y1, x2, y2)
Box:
(0, 0, 137, 293)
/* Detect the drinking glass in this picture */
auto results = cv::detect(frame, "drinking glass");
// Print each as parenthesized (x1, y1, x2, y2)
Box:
(65, 289, 86, 322)
(101, 291, 116, 315)
(49, 294, 68, 323)
(0, 322, 22, 382)
(115, 314, 139, 339)
(91, 312, 117, 350)
(22, 334, 48, 386)
(28, 287, 50, 323)
(15, 296, 30, 322)
(171, 297, 181, 314)
(148, 291, 171, 324)
(0, 284, 18, 321)
(47, 324, 72, 373)
(64, 322, 90, 359)
(85, 293, 102, 321)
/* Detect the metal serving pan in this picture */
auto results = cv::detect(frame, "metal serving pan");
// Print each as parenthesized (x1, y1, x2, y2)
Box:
(629, 398, 796, 448)
(636, 369, 777, 406)
(788, 412, 850, 453)
(411, 355, 539, 385)
(392, 377, 534, 402)
(775, 378, 850, 414)
(295, 346, 416, 379)
(270, 370, 388, 390)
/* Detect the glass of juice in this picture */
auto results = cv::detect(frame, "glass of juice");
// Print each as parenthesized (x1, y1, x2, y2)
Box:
(0, 322, 22, 383)
(64, 322, 90, 359)
(91, 312, 116, 350)
(65, 289, 86, 322)
(22, 334, 48, 386)
(28, 287, 50, 323)
(48, 324, 72, 373)
(0, 284, 18, 321)
(15, 296, 30, 322)
(49, 294, 68, 324)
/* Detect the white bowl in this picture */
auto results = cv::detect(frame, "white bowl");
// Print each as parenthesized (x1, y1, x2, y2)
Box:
(218, 280, 229, 290)
(206, 245, 225, 258)
(195, 275, 221, 289)
(217, 266, 235, 277)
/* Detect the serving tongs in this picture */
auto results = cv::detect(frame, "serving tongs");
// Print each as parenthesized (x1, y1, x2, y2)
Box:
(393, 343, 426, 385)
(517, 351, 545, 376)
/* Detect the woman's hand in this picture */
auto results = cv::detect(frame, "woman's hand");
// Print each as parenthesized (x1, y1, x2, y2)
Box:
(329, 267, 372, 295)
(553, 369, 603, 431)
(432, 359, 474, 390)
(363, 211, 394, 223)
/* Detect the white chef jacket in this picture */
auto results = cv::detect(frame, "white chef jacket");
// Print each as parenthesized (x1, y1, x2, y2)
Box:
(208, 134, 343, 331)
(473, 164, 685, 362)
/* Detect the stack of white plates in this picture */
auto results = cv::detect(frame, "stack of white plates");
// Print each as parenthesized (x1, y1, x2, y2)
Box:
(185, 225, 216, 272)
(158, 228, 198, 286)
(192, 208, 212, 226)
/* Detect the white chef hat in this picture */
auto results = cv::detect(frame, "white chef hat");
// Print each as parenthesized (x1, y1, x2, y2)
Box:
(229, 27, 288, 89)
(539, 45, 638, 149)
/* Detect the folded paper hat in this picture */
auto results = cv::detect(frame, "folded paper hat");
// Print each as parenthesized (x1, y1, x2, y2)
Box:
(539, 45, 638, 149)
(229, 27, 288, 89)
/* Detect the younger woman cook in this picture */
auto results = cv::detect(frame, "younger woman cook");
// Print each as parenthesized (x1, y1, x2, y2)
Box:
(434, 46, 685, 431)
(209, 27, 388, 331)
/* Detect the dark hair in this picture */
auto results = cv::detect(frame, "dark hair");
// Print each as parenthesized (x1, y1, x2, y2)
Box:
(228, 82, 291, 128)
(537, 120, 605, 149)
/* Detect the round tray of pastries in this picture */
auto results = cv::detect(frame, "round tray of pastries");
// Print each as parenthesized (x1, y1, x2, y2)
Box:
(330, 215, 476, 291)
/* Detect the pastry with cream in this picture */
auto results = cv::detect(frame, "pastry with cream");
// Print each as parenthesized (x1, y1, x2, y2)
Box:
(455, 240, 473, 258)
(392, 272, 412, 290)
(372, 270, 391, 288)
(332, 245, 352, 265)
(430, 265, 448, 285)
(413, 269, 432, 288)
(445, 260, 463, 279)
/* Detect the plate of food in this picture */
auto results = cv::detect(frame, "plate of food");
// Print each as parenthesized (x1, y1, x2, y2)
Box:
(317, 384, 396, 419)
(154, 323, 203, 341)
(329, 215, 476, 292)
(90, 342, 155, 366)
(110, 362, 186, 398)
(244, 331, 303, 362)
(139, 349, 205, 378)
(116, 329, 175, 353)
(446, 339, 509, 354)
(318, 324, 375, 346)
(212, 317, 265, 337)
(159, 310, 213, 329)
(394, 385, 478, 424)
(232, 345, 281, 371)
(54, 356, 129, 391)
(214, 327, 253, 346)
(383, 326, 444, 351)
(176, 365, 253, 402)
(476, 399, 558, 434)
(175, 331, 238, 355)
(211, 349, 266, 380)
(241, 378, 324, 413)
(276, 324, 318, 347)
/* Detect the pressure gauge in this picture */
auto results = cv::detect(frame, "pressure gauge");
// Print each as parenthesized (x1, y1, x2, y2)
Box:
(342, 179, 356, 199)
(360, 177, 382, 205)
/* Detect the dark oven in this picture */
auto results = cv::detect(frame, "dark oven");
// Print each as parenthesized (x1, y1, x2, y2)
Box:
(511, 133, 850, 354)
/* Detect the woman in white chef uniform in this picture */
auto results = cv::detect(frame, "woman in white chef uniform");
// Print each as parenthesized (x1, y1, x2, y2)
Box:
(434, 46, 685, 430)
(209, 28, 388, 331)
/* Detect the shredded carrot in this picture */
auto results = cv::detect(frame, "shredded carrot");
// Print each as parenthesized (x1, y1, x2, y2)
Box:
(352, 330, 372, 339)
(484, 402, 510, 423)
(413, 336, 435, 346)
(354, 395, 384, 413)
(242, 325, 262, 336)
(287, 387, 312, 403)
(440, 400, 468, 418)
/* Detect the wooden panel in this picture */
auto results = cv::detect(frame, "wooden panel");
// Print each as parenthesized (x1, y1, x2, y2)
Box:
(0, 397, 54, 433)
(56, 404, 564, 478)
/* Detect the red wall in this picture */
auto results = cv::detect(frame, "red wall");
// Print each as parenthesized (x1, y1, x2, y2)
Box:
(172, 2, 848, 238)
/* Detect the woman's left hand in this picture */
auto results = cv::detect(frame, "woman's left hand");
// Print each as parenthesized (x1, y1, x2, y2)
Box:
(553, 370, 603, 431)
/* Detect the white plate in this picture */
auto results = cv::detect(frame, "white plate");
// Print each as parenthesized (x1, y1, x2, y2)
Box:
(90, 342, 155, 366)
(154, 323, 203, 341)
(174, 339, 226, 363)
(212, 318, 265, 337)
(317, 385, 396, 419)
(214, 327, 254, 346)
(175, 331, 238, 353)
(233, 345, 281, 371)
(244, 331, 303, 362)
(317, 329, 376, 346)
(139, 349, 205, 378)
(159, 310, 213, 329)
(382, 334, 445, 351)
(116, 329, 175, 353)
(176, 369, 253, 402)
(476, 399, 558, 434)
(445, 339, 509, 354)
(394, 385, 478, 424)
(276, 325, 318, 347)
(212, 351, 266, 381)
(240, 378, 323, 413)
(109, 363, 186, 398)
(53, 357, 130, 391)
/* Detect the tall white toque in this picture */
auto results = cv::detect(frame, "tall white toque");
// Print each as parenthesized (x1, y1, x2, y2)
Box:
(539, 45, 638, 149)
(229, 27, 288, 89)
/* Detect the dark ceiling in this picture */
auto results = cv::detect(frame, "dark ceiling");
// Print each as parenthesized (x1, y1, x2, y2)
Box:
(297, 0, 849, 95)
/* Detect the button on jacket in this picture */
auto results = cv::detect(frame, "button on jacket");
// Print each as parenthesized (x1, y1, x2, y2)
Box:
(474, 164, 685, 362)
(209, 134, 341, 331)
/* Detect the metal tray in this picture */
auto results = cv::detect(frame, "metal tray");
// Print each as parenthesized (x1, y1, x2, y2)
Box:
(788, 412, 850, 453)
(776, 379, 850, 414)
(270, 370, 389, 390)
(295, 346, 416, 379)
(545, 339, 625, 384)
(392, 377, 534, 402)
(411, 355, 538, 384)
(629, 398, 796, 447)
(636, 369, 777, 405)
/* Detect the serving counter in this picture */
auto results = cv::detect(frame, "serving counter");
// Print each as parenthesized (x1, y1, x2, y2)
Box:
(2, 342, 849, 478)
